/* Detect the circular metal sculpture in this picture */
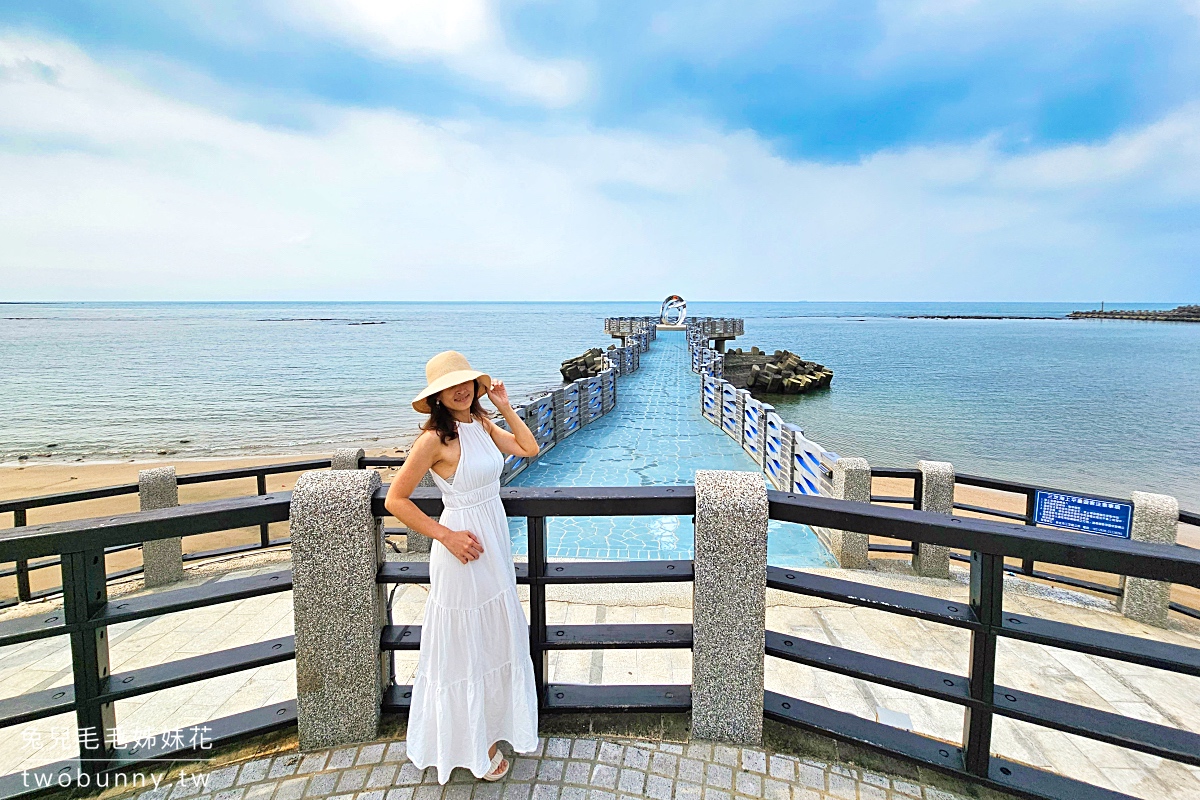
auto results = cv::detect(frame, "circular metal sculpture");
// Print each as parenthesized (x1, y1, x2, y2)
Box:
(660, 295, 687, 325)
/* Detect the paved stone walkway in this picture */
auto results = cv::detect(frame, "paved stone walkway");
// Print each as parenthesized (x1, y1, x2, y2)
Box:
(5, 552, 1200, 799)
(100, 735, 978, 800)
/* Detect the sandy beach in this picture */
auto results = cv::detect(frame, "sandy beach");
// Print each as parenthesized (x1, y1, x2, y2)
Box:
(0, 444, 416, 598)
(2, 454, 1196, 612)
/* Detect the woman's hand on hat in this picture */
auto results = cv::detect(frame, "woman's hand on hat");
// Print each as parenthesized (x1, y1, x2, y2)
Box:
(485, 378, 511, 409)
(441, 528, 484, 564)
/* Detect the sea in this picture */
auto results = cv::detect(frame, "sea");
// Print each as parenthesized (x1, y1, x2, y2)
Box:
(2, 301, 1198, 510)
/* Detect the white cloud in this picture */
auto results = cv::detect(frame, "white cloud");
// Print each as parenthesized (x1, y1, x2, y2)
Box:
(1, 36, 1197, 302)
(266, 0, 586, 106)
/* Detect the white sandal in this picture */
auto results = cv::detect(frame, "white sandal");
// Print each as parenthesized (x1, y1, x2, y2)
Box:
(482, 749, 510, 781)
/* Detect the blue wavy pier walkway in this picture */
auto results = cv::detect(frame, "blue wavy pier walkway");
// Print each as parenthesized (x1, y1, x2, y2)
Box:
(509, 330, 835, 567)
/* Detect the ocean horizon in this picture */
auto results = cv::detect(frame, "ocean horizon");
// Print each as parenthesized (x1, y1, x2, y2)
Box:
(3, 300, 1197, 510)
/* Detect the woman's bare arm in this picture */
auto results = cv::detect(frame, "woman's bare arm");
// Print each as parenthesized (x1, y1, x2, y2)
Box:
(383, 432, 483, 564)
(482, 379, 540, 458)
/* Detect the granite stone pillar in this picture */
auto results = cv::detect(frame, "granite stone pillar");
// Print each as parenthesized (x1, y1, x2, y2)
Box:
(332, 447, 365, 470)
(693, 470, 767, 744)
(290, 469, 386, 750)
(139, 466, 184, 587)
(1119, 492, 1179, 627)
(913, 460, 953, 579)
(828, 457, 871, 569)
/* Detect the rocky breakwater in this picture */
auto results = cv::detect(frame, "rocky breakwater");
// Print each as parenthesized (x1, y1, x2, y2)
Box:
(560, 346, 614, 381)
(1068, 304, 1200, 322)
(723, 347, 833, 395)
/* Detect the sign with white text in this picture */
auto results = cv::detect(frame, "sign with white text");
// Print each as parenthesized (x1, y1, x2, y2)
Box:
(1034, 491, 1133, 539)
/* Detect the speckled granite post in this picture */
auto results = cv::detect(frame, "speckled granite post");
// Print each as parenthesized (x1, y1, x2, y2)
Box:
(914, 461, 953, 579)
(139, 466, 184, 587)
(1120, 492, 1179, 627)
(693, 470, 767, 744)
(332, 447, 365, 470)
(828, 457, 871, 569)
(405, 472, 436, 554)
(290, 469, 386, 750)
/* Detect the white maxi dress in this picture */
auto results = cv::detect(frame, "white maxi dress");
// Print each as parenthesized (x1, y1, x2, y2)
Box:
(406, 417, 539, 783)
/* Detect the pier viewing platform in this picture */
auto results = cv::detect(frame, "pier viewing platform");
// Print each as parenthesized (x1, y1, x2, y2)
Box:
(1, 310, 1199, 800)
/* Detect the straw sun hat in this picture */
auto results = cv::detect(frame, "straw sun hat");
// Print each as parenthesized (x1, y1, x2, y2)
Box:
(411, 351, 493, 414)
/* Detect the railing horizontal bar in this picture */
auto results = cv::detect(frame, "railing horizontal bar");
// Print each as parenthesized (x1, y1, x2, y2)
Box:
(870, 468, 921, 480)
(991, 685, 1200, 766)
(984, 757, 1136, 800)
(1180, 509, 1200, 528)
(952, 502, 1027, 522)
(547, 623, 692, 649)
(97, 636, 295, 704)
(381, 623, 691, 651)
(1000, 613, 1200, 675)
(544, 683, 690, 712)
(1012, 566, 1120, 597)
(0, 702, 299, 798)
(766, 567, 980, 629)
(868, 543, 913, 554)
(381, 625, 421, 650)
(764, 690, 965, 772)
(954, 473, 1128, 506)
(377, 562, 431, 584)
(764, 691, 1136, 800)
(94, 570, 292, 627)
(0, 683, 75, 728)
(0, 609, 69, 648)
(361, 457, 406, 467)
(0, 483, 139, 514)
(870, 495, 915, 505)
(372, 485, 696, 519)
(946, 551, 1124, 597)
(107, 701, 297, 772)
(765, 632, 972, 705)
(382, 683, 412, 712)
(0, 460, 333, 516)
(767, 491, 1200, 586)
(0, 493, 292, 561)
(176, 460, 332, 485)
(182, 540, 289, 563)
(378, 559, 692, 585)
(541, 560, 693, 584)
(1170, 601, 1200, 621)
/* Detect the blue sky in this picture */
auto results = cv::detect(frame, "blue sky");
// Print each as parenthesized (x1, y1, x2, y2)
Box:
(2, 1, 1199, 301)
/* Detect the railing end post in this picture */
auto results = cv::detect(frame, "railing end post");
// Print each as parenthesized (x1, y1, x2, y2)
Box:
(913, 460, 953, 579)
(1120, 492, 1179, 627)
(828, 456, 871, 569)
(139, 466, 183, 587)
(332, 447, 366, 471)
(692, 469, 767, 745)
(291, 468, 385, 750)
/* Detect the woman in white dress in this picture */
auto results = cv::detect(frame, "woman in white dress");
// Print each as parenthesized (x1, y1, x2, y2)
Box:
(383, 351, 542, 784)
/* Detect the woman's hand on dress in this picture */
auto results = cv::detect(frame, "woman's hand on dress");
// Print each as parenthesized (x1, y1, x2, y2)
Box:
(442, 528, 484, 564)
(485, 379, 511, 410)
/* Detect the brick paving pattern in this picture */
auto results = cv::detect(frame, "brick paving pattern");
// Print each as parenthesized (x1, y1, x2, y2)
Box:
(111, 736, 973, 800)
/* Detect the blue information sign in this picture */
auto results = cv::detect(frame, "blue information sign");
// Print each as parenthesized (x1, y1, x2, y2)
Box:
(1034, 491, 1133, 539)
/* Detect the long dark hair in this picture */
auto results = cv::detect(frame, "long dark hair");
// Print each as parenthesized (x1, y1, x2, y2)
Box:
(421, 379, 494, 444)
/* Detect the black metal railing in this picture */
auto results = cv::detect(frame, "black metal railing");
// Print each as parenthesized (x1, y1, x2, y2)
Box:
(0, 491, 296, 798)
(3, 484, 1200, 800)
(0, 457, 413, 607)
(867, 467, 1200, 621)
